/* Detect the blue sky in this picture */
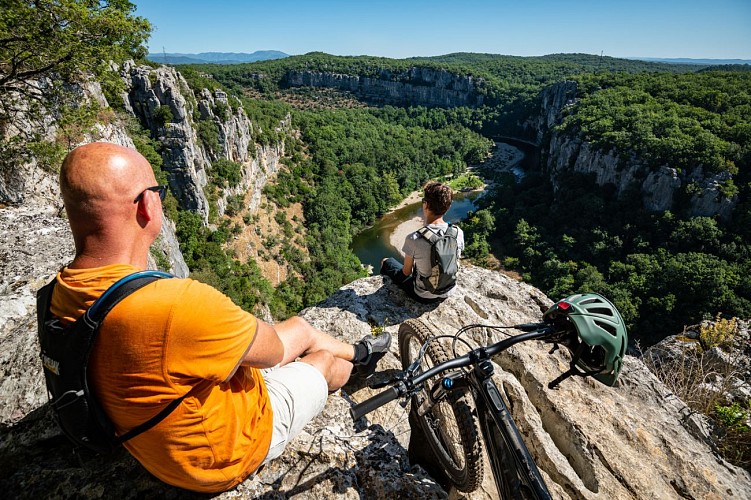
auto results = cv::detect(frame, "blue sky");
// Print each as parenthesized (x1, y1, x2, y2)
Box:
(135, 0, 751, 60)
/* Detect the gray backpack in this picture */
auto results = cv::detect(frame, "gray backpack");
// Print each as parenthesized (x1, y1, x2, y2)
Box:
(417, 224, 459, 295)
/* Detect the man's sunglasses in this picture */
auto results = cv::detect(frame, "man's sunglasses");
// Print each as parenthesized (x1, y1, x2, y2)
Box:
(134, 185, 167, 203)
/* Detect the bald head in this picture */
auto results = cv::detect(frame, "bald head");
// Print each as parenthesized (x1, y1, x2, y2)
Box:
(61, 142, 155, 209)
(60, 142, 162, 266)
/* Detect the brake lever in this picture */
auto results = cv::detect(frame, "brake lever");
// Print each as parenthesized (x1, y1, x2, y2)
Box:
(368, 369, 408, 390)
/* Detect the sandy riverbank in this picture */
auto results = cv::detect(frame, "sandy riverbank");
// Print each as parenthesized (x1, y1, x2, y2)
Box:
(389, 215, 423, 257)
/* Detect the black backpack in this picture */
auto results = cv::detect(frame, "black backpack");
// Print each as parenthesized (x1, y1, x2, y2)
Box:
(36, 270, 186, 454)
(417, 224, 459, 295)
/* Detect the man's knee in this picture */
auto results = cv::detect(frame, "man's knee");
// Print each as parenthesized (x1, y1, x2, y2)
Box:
(300, 350, 336, 374)
(299, 351, 350, 391)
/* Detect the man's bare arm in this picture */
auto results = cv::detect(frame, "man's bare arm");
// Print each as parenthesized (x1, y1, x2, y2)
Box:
(241, 319, 285, 368)
(402, 254, 414, 276)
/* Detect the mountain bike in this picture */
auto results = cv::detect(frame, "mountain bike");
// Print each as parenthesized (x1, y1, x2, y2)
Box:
(350, 293, 628, 498)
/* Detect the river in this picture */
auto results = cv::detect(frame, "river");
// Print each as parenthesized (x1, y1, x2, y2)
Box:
(351, 141, 530, 272)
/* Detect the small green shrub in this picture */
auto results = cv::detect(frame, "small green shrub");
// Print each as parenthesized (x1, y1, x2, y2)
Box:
(714, 401, 751, 470)
(700, 314, 738, 350)
(211, 158, 242, 187)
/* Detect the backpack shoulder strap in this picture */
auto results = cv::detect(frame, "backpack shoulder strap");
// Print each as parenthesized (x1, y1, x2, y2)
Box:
(418, 226, 440, 243)
(84, 270, 179, 444)
(85, 270, 173, 328)
(36, 277, 58, 333)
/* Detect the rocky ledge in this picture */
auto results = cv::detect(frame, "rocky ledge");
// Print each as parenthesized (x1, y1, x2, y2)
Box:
(1, 262, 750, 499)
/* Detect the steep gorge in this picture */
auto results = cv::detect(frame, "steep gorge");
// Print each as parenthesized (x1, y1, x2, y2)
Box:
(282, 67, 485, 108)
(1, 62, 750, 498)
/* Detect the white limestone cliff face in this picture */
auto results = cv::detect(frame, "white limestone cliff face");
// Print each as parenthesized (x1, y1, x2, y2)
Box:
(284, 67, 484, 108)
(194, 87, 287, 215)
(122, 62, 284, 222)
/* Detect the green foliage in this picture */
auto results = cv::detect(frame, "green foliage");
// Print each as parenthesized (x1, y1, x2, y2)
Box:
(175, 210, 276, 312)
(26, 140, 66, 173)
(449, 172, 484, 190)
(211, 158, 242, 187)
(714, 401, 751, 470)
(715, 401, 750, 432)
(462, 209, 495, 260)
(561, 71, 751, 177)
(98, 63, 127, 109)
(154, 105, 174, 126)
(196, 119, 220, 154)
(0, 0, 150, 123)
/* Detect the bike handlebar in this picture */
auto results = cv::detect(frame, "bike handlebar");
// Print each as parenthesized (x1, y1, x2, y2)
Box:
(350, 386, 402, 421)
(350, 323, 564, 420)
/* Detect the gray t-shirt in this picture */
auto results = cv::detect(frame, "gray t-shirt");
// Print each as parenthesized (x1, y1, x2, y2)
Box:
(402, 223, 465, 298)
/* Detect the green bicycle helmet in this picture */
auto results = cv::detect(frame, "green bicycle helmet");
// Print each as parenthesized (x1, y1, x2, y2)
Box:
(543, 293, 628, 386)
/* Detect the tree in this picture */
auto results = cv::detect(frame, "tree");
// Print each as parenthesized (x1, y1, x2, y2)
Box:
(0, 0, 151, 132)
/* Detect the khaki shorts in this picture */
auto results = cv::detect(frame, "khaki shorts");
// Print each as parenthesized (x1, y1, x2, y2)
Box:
(261, 361, 328, 464)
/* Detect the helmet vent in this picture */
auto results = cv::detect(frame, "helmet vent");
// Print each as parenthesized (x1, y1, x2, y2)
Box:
(580, 297, 604, 305)
(587, 307, 614, 317)
(595, 320, 618, 337)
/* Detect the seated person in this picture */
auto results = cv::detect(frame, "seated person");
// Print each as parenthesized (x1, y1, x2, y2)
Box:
(44, 142, 391, 493)
(380, 181, 464, 303)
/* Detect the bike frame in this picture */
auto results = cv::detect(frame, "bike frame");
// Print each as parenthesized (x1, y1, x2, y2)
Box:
(351, 326, 562, 499)
(460, 337, 551, 499)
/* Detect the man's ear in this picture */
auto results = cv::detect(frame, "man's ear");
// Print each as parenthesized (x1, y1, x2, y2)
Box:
(135, 192, 154, 225)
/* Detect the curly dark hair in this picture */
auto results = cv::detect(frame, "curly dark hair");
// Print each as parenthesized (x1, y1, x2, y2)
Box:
(422, 181, 452, 216)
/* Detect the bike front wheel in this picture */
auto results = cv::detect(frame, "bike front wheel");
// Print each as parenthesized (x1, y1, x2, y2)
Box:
(398, 319, 484, 493)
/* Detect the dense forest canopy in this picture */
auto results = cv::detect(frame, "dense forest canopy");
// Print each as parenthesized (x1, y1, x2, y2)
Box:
(189, 52, 750, 344)
(0, 0, 151, 168)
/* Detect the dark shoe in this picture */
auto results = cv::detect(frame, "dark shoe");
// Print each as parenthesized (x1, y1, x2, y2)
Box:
(355, 332, 392, 378)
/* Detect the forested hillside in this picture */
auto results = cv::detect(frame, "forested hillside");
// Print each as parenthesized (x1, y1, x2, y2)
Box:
(195, 53, 750, 344)
(462, 68, 751, 341)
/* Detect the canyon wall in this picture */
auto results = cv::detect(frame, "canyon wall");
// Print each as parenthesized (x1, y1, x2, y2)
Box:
(283, 67, 484, 108)
(528, 81, 738, 220)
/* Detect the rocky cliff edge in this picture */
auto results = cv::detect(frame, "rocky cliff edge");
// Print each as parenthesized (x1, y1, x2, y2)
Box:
(2, 258, 750, 499)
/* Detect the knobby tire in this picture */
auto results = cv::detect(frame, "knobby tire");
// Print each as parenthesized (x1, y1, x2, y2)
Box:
(398, 319, 484, 493)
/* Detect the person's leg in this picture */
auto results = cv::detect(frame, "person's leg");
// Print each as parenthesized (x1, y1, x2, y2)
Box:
(261, 361, 328, 464)
(300, 349, 352, 391)
(274, 316, 355, 364)
(380, 257, 417, 294)
(272, 316, 390, 385)
(380, 257, 410, 285)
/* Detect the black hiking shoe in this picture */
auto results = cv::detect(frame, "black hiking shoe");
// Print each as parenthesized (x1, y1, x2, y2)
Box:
(354, 332, 392, 378)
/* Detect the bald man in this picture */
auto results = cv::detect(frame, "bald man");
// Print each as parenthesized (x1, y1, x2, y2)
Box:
(44, 142, 391, 493)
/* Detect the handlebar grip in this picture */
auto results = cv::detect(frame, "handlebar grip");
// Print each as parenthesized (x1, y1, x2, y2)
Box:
(350, 386, 401, 421)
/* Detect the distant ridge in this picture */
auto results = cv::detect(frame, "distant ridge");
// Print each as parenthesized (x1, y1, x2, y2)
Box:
(629, 57, 751, 66)
(146, 51, 289, 65)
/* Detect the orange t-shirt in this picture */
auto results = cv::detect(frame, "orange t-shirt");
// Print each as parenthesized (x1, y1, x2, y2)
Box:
(50, 264, 273, 493)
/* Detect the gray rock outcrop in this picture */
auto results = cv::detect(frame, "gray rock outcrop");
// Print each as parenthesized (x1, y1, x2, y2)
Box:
(121, 62, 284, 222)
(2, 265, 750, 499)
(283, 67, 484, 108)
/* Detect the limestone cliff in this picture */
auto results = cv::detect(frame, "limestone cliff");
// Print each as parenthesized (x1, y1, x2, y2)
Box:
(121, 62, 286, 222)
(283, 67, 484, 108)
(528, 81, 738, 220)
